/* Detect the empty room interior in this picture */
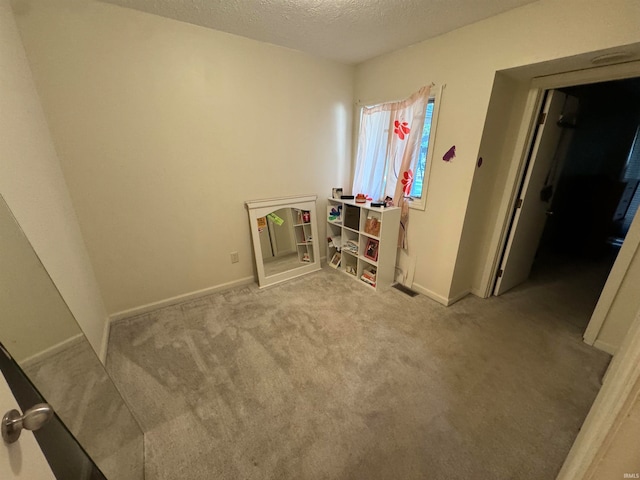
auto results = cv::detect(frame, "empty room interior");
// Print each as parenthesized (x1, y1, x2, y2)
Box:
(2, 0, 640, 478)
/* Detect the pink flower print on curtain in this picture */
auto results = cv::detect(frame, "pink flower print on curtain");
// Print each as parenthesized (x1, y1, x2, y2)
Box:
(394, 120, 410, 140)
(390, 86, 431, 249)
(401, 169, 414, 196)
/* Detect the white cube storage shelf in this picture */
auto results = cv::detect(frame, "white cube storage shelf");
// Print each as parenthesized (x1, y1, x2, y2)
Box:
(326, 198, 400, 290)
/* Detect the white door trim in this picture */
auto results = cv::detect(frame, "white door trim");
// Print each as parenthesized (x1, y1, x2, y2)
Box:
(531, 60, 640, 90)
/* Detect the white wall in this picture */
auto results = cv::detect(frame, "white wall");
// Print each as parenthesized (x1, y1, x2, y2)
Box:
(0, 0, 108, 357)
(354, 0, 640, 303)
(13, 0, 354, 315)
(452, 73, 530, 298)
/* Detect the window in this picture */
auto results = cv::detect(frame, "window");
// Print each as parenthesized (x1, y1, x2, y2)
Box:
(352, 86, 442, 211)
(409, 97, 436, 209)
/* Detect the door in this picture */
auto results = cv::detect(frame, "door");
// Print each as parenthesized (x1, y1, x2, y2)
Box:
(494, 90, 567, 295)
(0, 343, 106, 479)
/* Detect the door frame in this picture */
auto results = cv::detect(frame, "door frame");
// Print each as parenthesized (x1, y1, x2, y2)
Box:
(482, 61, 640, 340)
(481, 59, 640, 479)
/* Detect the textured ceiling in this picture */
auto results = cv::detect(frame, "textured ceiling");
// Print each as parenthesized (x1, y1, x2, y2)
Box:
(99, 0, 539, 64)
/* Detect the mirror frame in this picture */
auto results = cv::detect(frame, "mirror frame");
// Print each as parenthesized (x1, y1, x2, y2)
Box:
(245, 194, 321, 288)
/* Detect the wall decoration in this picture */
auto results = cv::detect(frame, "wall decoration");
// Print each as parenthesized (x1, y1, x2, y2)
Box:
(443, 145, 456, 162)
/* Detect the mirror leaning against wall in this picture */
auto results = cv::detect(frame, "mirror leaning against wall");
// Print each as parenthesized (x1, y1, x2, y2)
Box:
(245, 194, 321, 288)
(0, 194, 144, 479)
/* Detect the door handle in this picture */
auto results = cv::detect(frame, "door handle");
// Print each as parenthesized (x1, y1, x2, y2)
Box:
(2, 403, 53, 444)
(546, 210, 554, 216)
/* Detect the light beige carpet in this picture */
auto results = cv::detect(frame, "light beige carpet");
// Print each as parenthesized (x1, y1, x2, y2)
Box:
(107, 264, 610, 479)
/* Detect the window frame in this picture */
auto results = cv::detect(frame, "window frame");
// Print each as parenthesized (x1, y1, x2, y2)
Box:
(408, 85, 444, 211)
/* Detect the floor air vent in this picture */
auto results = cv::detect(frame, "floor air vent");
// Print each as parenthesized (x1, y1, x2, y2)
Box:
(392, 283, 419, 297)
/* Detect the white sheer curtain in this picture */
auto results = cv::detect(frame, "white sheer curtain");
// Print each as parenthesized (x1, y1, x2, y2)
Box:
(352, 86, 431, 247)
(352, 111, 391, 201)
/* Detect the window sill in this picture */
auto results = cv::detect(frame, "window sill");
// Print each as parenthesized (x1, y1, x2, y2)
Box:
(408, 197, 427, 211)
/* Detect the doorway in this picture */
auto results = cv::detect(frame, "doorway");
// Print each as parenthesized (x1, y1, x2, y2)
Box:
(494, 77, 640, 336)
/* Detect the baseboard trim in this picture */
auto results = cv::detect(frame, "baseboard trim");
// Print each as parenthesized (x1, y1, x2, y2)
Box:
(448, 290, 471, 305)
(410, 283, 470, 306)
(411, 283, 449, 306)
(99, 315, 111, 364)
(470, 287, 487, 298)
(594, 339, 618, 356)
(21, 333, 84, 368)
(109, 276, 256, 323)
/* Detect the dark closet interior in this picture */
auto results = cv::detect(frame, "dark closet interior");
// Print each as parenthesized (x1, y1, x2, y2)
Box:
(539, 78, 640, 260)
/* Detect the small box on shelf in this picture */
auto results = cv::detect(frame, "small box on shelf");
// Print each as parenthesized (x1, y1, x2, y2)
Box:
(364, 216, 381, 237)
(343, 205, 360, 230)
